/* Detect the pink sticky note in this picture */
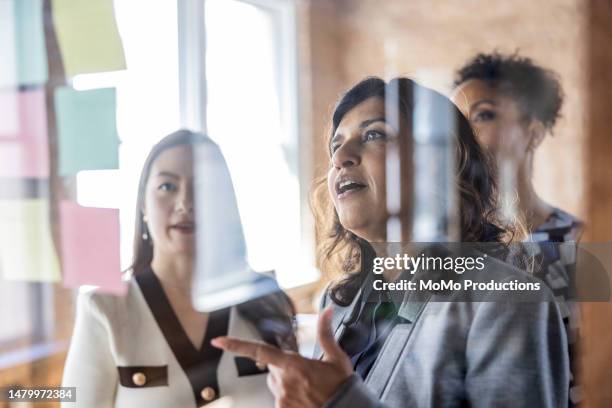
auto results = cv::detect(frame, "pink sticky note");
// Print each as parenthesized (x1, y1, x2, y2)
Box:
(0, 88, 49, 178)
(60, 201, 126, 294)
(0, 91, 20, 138)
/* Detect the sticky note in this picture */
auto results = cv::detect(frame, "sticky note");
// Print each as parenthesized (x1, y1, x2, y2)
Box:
(0, 88, 50, 178)
(54, 87, 119, 176)
(60, 201, 126, 294)
(0, 90, 19, 137)
(0, 0, 48, 87)
(52, 0, 126, 77)
(14, 0, 48, 85)
(0, 199, 60, 282)
(0, 0, 18, 89)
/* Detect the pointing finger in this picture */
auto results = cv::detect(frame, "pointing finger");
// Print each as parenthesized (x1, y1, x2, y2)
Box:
(317, 307, 344, 363)
(211, 336, 291, 368)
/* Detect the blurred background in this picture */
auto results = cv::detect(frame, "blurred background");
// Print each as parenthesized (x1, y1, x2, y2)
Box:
(1, 0, 611, 407)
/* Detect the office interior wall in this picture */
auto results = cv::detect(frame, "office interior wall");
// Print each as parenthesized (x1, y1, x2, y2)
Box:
(301, 4, 612, 407)
(303, 0, 587, 219)
(581, 1, 612, 407)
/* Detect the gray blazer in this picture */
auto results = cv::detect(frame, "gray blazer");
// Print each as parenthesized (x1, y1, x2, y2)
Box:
(314, 255, 569, 408)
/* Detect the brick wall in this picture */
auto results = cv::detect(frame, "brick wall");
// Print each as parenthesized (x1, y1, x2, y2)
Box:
(304, 0, 587, 218)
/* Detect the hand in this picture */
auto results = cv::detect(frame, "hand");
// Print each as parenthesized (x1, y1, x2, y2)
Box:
(211, 307, 354, 408)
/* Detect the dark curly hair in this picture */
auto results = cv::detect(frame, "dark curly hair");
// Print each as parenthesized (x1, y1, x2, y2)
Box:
(312, 77, 511, 306)
(453, 52, 564, 131)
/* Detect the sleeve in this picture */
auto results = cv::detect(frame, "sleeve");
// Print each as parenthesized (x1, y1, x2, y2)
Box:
(322, 374, 387, 408)
(464, 300, 570, 408)
(61, 292, 118, 408)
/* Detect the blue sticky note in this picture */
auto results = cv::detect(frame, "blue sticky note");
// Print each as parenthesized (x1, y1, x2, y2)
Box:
(15, 0, 48, 85)
(55, 87, 119, 176)
(0, 0, 18, 88)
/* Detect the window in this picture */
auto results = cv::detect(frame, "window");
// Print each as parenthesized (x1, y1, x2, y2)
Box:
(205, 0, 316, 289)
(76, 0, 315, 289)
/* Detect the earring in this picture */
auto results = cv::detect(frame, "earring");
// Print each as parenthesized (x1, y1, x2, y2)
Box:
(142, 217, 149, 240)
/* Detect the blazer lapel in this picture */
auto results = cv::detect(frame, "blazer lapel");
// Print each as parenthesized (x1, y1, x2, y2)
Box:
(313, 285, 365, 360)
(364, 290, 431, 398)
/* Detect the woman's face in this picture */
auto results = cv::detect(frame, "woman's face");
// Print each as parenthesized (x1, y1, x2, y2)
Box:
(143, 144, 195, 257)
(327, 96, 402, 242)
(452, 79, 533, 162)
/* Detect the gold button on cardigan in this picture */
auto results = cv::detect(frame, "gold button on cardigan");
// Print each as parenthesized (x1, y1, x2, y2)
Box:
(132, 372, 147, 386)
(201, 387, 216, 401)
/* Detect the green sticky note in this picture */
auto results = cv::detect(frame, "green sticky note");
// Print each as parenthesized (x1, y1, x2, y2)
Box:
(52, 0, 126, 77)
(0, 198, 60, 282)
(15, 0, 49, 85)
(55, 87, 119, 176)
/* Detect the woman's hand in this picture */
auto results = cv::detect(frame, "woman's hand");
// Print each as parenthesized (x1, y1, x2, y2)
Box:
(211, 307, 353, 408)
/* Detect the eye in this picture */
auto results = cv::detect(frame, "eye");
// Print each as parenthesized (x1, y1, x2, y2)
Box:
(473, 109, 496, 122)
(330, 143, 341, 154)
(364, 129, 387, 142)
(158, 182, 177, 192)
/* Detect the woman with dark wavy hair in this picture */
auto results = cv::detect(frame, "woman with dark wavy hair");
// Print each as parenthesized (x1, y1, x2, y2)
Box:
(312, 76, 509, 307)
(213, 78, 568, 408)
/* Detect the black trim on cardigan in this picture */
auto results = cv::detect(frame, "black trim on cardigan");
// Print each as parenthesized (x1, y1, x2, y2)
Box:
(234, 357, 269, 376)
(117, 365, 168, 388)
(136, 268, 230, 407)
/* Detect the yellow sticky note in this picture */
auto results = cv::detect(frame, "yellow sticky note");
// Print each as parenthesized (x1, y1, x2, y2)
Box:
(0, 199, 61, 282)
(51, 0, 126, 76)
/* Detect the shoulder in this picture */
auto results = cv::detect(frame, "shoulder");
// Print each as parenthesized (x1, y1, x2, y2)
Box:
(484, 251, 547, 281)
(458, 256, 562, 328)
(472, 250, 554, 298)
(76, 277, 140, 323)
(535, 207, 584, 241)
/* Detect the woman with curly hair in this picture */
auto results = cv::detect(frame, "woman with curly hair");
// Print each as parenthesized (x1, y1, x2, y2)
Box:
(452, 52, 581, 239)
(453, 52, 583, 406)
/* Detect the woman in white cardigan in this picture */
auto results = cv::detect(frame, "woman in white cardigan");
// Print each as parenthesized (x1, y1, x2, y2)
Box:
(62, 130, 296, 407)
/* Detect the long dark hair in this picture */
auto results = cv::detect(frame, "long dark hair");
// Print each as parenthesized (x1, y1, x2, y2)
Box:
(312, 77, 511, 306)
(130, 129, 214, 275)
(130, 129, 297, 350)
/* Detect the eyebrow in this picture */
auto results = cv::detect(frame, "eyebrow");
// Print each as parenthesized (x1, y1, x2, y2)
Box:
(470, 99, 497, 110)
(359, 117, 387, 128)
(155, 171, 179, 179)
(330, 117, 388, 146)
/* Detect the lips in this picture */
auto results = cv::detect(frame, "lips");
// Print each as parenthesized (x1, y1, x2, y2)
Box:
(170, 221, 195, 233)
(335, 175, 366, 199)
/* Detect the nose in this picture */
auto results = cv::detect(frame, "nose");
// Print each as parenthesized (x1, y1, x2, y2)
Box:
(332, 139, 361, 169)
(175, 184, 194, 214)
